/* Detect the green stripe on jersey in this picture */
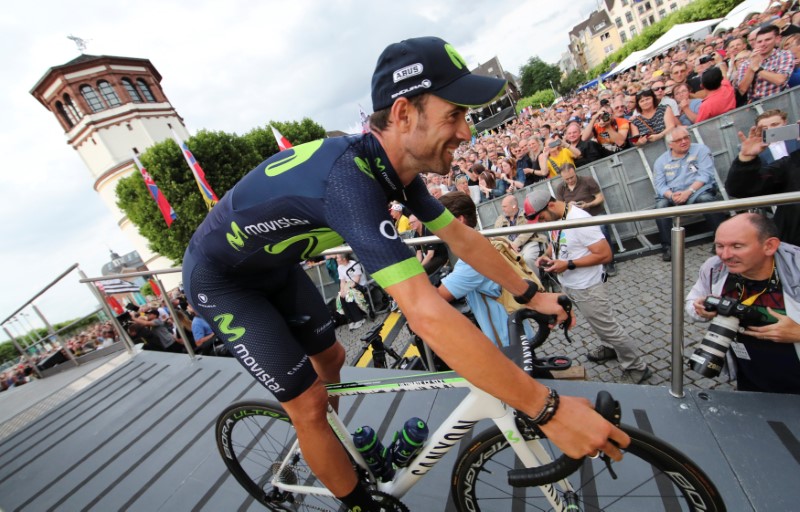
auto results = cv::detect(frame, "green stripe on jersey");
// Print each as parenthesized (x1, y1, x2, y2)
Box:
(424, 209, 454, 233)
(371, 257, 425, 288)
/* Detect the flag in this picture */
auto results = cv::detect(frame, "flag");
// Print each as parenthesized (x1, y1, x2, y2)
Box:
(106, 296, 124, 315)
(171, 130, 219, 210)
(271, 125, 293, 151)
(358, 104, 370, 134)
(133, 154, 177, 227)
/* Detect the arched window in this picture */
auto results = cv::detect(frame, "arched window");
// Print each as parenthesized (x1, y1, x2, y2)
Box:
(80, 85, 105, 112)
(136, 79, 156, 102)
(122, 78, 142, 102)
(63, 93, 82, 122)
(98, 80, 121, 107)
(55, 101, 75, 128)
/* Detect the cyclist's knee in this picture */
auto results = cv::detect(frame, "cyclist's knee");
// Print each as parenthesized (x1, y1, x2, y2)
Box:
(282, 380, 330, 426)
(311, 342, 345, 382)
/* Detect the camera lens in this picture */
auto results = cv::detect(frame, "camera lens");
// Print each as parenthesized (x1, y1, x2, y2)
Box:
(601, 112, 611, 122)
(689, 315, 740, 378)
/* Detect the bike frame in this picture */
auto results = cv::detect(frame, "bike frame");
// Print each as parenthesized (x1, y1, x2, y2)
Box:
(268, 370, 574, 511)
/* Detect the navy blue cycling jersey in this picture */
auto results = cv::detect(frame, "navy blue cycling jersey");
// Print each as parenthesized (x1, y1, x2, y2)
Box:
(185, 133, 453, 288)
(182, 133, 455, 401)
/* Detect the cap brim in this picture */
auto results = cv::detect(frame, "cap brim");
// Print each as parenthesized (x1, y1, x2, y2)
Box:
(434, 74, 507, 108)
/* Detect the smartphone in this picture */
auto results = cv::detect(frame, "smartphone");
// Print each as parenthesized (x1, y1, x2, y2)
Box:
(763, 124, 800, 143)
(548, 140, 562, 148)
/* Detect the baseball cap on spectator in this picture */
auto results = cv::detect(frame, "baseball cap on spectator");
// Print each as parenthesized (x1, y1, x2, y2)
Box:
(390, 203, 404, 212)
(523, 189, 553, 222)
(144, 308, 159, 316)
(371, 36, 507, 111)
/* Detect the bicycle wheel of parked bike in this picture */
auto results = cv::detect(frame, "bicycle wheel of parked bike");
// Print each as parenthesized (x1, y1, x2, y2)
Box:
(451, 423, 725, 512)
(215, 401, 342, 511)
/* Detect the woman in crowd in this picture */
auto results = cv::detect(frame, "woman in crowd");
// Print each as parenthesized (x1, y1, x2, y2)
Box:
(630, 88, 677, 146)
(674, 83, 702, 126)
(781, 33, 800, 86)
(334, 253, 369, 331)
(477, 170, 501, 202)
(497, 157, 524, 194)
(538, 136, 581, 177)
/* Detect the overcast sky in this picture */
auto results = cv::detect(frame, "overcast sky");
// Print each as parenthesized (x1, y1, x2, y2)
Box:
(0, 0, 599, 341)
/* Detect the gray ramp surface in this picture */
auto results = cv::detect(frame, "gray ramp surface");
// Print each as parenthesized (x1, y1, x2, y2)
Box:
(0, 351, 798, 511)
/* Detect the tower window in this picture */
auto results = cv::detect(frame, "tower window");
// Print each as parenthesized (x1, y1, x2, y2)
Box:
(98, 80, 121, 107)
(55, 101, 75, 128)
(63, 93, 82, 121)
(136, 79, 156, 102)
(81, 85, 105, 112)
(122, 78, 142, 103)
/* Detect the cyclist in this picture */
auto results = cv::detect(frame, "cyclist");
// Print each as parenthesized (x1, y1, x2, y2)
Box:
(183, 36, 629, 511)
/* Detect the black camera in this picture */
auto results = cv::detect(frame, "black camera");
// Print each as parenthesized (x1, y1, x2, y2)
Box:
(688, 296, 765, 378)
(600, 112, 611, 122)
(698, 54, 714, 64)
(116, 311, 133, 329)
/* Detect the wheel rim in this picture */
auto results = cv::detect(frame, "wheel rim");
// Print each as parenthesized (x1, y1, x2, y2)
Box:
(455, 429, 722, 512)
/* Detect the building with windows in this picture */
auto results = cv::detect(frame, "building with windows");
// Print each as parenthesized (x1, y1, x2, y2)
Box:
(468, 57, 521, 132)
(605, 0, 694, 46)
(30, 54, 190, 286)
(568, 10, 623, 72)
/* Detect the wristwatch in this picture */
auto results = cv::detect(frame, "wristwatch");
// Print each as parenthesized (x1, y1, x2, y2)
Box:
(513, 279, 539, 305)
(567, 260, 577, 270)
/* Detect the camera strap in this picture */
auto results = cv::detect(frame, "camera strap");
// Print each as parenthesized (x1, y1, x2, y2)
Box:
(737, 262, 779, 306)
(552, 205, 570, 260)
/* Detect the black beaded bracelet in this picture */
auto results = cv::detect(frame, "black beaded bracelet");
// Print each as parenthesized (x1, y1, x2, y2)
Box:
(529, 387, 560, 426)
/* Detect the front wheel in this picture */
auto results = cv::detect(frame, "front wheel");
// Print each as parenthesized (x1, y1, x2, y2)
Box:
(451, 423, 725, 512)
(215, 401, 343, 511)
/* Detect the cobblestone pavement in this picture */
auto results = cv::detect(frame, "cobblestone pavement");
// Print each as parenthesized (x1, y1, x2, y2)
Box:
(334, 243, 736, 392)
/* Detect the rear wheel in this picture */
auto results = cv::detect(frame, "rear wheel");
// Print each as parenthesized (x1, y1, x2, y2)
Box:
(215, 401, 343, 511)
(451, 423, 725, 511)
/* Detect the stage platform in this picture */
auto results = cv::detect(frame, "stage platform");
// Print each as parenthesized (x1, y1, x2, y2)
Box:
(0, 351, 798, 511)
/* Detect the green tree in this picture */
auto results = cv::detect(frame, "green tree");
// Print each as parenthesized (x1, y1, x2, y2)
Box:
(519, 57, 562, 97)
(0, 341, 20, 364)
(115, 119, 326, 263)
(561, 70, 589, 94)
(516, 90, 557, 114)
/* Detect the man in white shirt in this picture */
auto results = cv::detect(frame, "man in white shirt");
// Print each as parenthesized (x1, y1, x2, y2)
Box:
(524, 188, 652, 384)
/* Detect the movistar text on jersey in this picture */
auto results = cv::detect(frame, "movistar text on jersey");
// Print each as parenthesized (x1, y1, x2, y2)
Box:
(244, 217, 311, 236)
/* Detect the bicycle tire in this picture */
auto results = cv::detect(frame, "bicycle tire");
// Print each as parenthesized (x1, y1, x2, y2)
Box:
(215, 400, 343, 511)
(451, 423, 726, 512)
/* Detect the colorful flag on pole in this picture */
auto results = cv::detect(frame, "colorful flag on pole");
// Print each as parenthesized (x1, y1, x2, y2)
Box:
(171, 129, 219, 210)
(133, 154, 177, 227)
(271, 125, 293, 151)
(358, 104, 370, 134)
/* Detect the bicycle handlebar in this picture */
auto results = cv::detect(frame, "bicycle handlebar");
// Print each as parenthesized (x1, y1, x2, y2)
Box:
(507, 391, 621, 488)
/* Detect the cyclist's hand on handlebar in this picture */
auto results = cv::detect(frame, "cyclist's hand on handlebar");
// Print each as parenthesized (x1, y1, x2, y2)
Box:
(528, 292, 576, 328)
(539, 395, 630, 461)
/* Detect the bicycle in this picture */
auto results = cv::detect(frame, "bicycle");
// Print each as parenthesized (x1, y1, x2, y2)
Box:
(215, 308, 726, 511)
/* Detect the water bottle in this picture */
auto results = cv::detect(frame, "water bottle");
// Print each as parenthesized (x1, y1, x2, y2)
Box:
(352, 426, 395, 481)
(390, 417, 429, 468)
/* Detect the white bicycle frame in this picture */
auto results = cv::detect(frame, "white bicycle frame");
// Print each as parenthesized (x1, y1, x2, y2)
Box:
(269, 370, 576, 511)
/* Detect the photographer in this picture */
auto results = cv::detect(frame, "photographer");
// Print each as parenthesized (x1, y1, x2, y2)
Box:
(582, 98, 630, 155)
(131, 307, 182, 353)
(685, 213, 800, 394)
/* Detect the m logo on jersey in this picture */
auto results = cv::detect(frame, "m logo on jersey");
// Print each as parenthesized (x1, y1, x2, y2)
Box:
(265, 140, 324, 177)
(226, 221, 249, 251)
(214, 313, 246, 342)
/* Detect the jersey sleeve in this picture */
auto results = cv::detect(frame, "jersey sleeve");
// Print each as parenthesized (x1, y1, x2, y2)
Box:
(324, 154, 426, 289)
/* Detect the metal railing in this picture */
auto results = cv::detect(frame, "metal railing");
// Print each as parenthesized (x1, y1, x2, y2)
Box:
(79, 191, 800, 397)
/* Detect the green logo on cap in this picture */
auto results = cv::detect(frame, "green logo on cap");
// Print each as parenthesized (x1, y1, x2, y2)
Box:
(444, 44, 466, 70)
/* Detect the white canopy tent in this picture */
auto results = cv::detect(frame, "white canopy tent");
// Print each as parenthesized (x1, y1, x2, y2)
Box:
(714, 0, 773, 32)
(607, 50, 650, 76)
(605, 19, 721, 76)
(641, 18, 723, 60)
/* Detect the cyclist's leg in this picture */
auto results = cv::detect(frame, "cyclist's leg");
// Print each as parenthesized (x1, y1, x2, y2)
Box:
(186, 262, 367, 505)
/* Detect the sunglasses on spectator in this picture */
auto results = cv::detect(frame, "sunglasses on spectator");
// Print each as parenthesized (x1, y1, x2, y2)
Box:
(652, 86, 666, 91)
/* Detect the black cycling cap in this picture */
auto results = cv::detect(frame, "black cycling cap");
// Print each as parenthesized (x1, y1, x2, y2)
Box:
(371, 36, 507, 112)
